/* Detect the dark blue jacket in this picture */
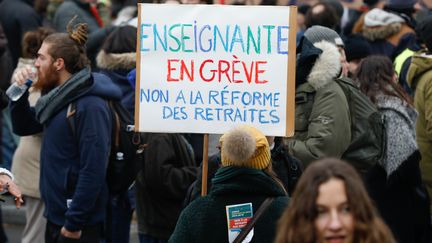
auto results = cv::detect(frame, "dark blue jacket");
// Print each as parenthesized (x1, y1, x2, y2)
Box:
(99, 69, 135, 114)
(10, 71, 122, 231)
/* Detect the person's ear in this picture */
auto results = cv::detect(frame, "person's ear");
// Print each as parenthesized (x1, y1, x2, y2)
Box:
(54, 58, 65, 71)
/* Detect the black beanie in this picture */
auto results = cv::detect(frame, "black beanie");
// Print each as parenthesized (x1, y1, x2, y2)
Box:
(416, 15, 432, 52)
(344, 35, 372, 62)
(363, 0, 379, 7)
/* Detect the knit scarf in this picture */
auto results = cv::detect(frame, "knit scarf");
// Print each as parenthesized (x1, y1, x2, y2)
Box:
(35, 68, 93, 124)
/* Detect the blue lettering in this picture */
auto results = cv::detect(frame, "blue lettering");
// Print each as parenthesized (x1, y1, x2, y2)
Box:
(277, 26, 289, 55)
(230, 25, 245, 53)
(140, 23, 152, 52)
(199, 25, 212, 52)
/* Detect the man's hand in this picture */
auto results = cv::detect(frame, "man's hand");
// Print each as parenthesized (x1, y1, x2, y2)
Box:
(12, 65, 36, 85)
(0, 174, 23, 208)
(60, 227, 82, 239)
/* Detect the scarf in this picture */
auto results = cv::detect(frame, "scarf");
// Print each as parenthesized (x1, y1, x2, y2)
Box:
(376, 95, 418, 177)
(212, 166, 263, 184)
(35, 68, 93, 124)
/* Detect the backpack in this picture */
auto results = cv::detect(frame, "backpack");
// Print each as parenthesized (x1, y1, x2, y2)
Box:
(334, 77, 387, 175)
(271, 138, 303, 195)
(67, 100, 145, 195)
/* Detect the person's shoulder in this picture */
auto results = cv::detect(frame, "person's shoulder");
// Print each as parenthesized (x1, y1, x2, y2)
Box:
(75, 95, 107, 112)
(273, 196, 289, 207)
(86, 72, 122, 100)
(317, 80, 347, 101)
(57, 0, 78, 10)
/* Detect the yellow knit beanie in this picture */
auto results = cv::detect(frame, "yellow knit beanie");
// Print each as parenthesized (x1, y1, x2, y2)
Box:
(219, 125, 271, 170)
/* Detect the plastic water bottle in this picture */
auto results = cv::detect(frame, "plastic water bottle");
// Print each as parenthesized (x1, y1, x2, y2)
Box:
(6, 67, 37, 101)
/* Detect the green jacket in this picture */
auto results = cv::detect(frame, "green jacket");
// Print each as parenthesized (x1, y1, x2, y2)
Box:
(286, 41, 351, 166)
(168, 167, 289, 243)
(407, 50, 432, 200)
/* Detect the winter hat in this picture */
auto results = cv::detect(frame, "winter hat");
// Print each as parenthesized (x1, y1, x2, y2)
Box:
(363, 0, 380, 7)
(415, 15, 432, 52)
(96, 25, 137, 70)
(385, 0, 417, 11)
(304, 25, 344, 47)
(344, 35, 372, 62)
(219, 125, 270, 170)
(321, 0, 344, 19)
(364, 8, 404, 27)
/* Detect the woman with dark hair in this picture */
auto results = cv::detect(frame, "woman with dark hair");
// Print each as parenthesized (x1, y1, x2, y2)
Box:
(356, 55, 431, 243)
(275, 158, 395, 243)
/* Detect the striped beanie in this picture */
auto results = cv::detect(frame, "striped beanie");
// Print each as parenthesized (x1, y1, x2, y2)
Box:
(220, 125, 270, 170)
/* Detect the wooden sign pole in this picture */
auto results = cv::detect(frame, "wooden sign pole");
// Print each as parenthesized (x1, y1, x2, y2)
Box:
(201, 134, 209, 196)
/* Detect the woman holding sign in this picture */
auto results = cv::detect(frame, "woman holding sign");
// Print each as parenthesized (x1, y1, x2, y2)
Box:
(169, 125, 288, 243)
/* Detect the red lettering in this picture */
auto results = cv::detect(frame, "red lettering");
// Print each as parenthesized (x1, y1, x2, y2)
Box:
(180, 60, 194, 81)
(232, 59, 242, 83)
(167, 59, 179, 82)
(255, 61, 268, 84)
(218, 60, 231, 82)
(199, 59, 215, 82)
(242, 61, 254, 83)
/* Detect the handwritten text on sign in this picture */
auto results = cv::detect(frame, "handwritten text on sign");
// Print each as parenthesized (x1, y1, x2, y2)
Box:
(136, 4, 295, 136)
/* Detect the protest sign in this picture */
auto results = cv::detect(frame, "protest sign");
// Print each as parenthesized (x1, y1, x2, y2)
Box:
(136, 4, 296, 136)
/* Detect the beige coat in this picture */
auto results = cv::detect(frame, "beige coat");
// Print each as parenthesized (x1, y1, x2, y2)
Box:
(11, 58, 42, 198)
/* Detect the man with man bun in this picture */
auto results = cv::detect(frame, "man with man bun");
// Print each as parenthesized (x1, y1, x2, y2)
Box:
(9, 19, 121, 242)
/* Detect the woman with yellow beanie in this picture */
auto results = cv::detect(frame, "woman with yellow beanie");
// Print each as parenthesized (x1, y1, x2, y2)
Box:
(169, 125, 289, 243)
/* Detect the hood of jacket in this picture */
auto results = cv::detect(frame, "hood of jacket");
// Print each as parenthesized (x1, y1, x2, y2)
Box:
(306, 41, 341, 90)
(88, 72, 123, 100)
(96, 50, 136, 71)
(99, 69, 135, 113)
(376, 95, 417, 125)
(362, 23, 402, 41)
(362, 8, 404, 41)
(295, 36, 322, 87)
(407, 50, 432, 88)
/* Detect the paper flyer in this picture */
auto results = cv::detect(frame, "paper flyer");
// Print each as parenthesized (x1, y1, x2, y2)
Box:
(226, 202, 254, 243)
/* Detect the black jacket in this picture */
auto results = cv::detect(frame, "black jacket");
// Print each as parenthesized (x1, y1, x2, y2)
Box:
(0, 0, 41, 66)
(367, 151, 431, 243)
(135, 133, 199, 240)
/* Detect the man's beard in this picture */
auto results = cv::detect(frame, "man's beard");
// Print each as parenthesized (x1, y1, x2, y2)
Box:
(33, 65, 60, 95)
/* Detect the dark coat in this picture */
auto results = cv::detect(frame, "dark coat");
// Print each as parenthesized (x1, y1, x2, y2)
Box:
(135, 133, 199, 240)
(54, 0, 113, 66)
(367, 151, 431, 243)
(0, 49, 13, 92)
(169, 166, 289, 243)
(0, 0, 41, 66)
(10, 69, 122, 231)
(366, 95, 431, 243)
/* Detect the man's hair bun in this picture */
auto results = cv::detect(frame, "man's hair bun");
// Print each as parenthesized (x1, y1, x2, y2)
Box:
(66, 15, 88, 46)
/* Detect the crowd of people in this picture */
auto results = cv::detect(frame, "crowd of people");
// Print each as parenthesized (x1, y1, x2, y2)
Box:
(0, 0, 432, 243)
